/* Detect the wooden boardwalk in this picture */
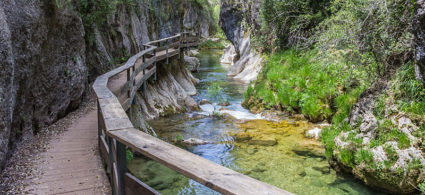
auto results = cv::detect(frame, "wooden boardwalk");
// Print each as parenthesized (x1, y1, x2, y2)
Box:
(21, 33, 290, 195)
(24, 110, 111, 194)
(22, 40, 181, 195)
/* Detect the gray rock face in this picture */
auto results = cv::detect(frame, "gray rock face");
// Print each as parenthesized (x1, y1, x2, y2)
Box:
(130, 56, 199, 120)
(219, 1, 243, 50)
(219, 1, 264, 83)
(0, 1, 87, 170)
(184, 6, 198, 29)
(0, 0, 208, 170)
(0, 4, 15, 171)
(414, 0, 425, 84)
(184, 55, 200, 72)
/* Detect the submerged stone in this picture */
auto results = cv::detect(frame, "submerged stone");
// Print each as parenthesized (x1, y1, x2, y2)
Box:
(219, 101, 230, 106)
(200, 99, 211, 105)
(182, 138, 209, 145)
(249, 135, 277, 146)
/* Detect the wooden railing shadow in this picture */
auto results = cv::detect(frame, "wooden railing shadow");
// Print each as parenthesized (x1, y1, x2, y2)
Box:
(93, 32, 291, 195)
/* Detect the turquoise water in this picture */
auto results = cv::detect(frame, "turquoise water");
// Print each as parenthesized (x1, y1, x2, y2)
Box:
(127, 50, 385, 195)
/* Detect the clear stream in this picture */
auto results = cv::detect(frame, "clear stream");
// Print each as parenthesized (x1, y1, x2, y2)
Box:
(128, 50, 383, 195)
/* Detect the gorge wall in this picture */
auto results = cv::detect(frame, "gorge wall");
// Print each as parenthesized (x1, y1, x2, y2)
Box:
(415, 0, 425, 84)
(219, 0, 264, 83)
(0, 0, 212, 170)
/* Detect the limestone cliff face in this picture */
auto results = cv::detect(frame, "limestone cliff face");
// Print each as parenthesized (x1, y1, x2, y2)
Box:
(414, 0, 425, 84)
(219, 0, 264, 83)
(0, 0, 210, 170)
(0, 1, 87, 171)
(130, 57, 200, 122)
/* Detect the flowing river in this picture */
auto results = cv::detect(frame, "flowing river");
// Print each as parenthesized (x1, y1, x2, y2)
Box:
(128, 50, 383, 195)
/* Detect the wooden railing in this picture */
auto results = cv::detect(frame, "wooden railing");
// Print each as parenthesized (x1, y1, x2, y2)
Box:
(93, 32, 291, 195)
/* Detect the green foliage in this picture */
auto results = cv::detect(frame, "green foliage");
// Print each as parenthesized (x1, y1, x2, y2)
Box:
(398, 133, 411, 149)
(76, 0, 135, 28)
(126, 149, 134, 162)
(207, 82, 226, 103)
(407, 158, 423, 171)
(373, 94, 388, 120)
(261, 0, 330, 49)
(199, 39, 226, 50)
(340, 149, 355, 167)
(245, 49, 371, 122)
(315, 0, 414, 71)
(355, 149, 374, 164)
(370, 128, 411, 149)
(384, 145, 398, 163)
(321, 125, 341, 158)
(392, 63, 425, 115)
(175, 134, 183, 142)
(419, 180, 425, 193)
(347, 131, 362, 146)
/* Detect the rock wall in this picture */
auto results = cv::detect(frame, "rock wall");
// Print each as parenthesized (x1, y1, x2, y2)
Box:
(0, 1, 87, 171)
(219, 0, 264, 83)
(414, 0, 425, 84)
(0, 0, 210, 170)
(130, 56, 200, 122)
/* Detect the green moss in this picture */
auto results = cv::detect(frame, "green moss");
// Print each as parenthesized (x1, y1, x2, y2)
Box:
(384, 145, 398, 163)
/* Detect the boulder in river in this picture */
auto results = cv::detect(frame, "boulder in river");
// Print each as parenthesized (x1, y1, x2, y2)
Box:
(200, 99, 211, 105)
(184, 55, 200, 72)
(219, 101, 230, 106)
(305, 127, 322, 140)
(184, 97, 200, 112)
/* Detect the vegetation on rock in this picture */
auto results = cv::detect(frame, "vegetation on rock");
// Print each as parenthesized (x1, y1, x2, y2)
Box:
(241, 0, 424, 193)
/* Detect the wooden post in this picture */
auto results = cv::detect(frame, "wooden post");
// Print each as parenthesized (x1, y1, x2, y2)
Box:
(143, 53, 146, 75)
(116, 141, 127, 195)
(142, 53, 146, 64)
(126, 69, 130, 98)
(154, 63, 157, 81)
(97, 100, 101, 139)
(143, 81, 147, 92)
(197, 31, 200, 49)
(166, 39, 169, 64)
(108, 137, 117, 195)
(178, 35, 181, 58)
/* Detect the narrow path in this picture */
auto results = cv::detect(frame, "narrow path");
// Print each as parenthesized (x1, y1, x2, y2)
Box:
(24, 110, 111, 194)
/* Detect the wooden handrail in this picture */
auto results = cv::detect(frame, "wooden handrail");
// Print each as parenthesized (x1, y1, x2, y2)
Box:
(93, 32, 291, 195)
